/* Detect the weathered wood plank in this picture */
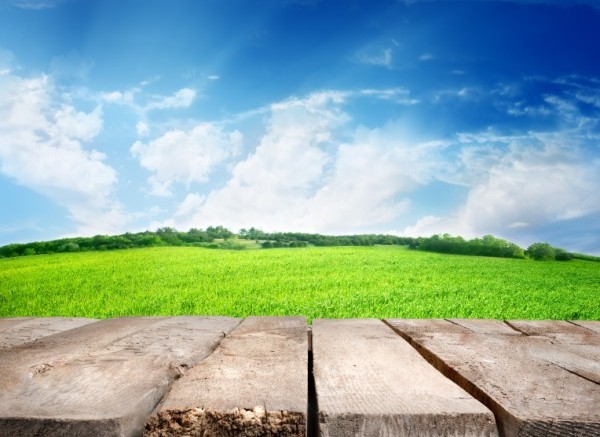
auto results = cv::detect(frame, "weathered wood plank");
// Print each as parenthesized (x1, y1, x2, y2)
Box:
(0, 316, 240, 437)
(386, 318, 600, 437)
(572, 320, 600, 334)
(145, 316, 308, 437)
(447, 318, 521, 336)
(313, 319, 498, 437)
(507, 319, 600, 344)
(0, 317, 98, 348)
(507, 320, 600, 384)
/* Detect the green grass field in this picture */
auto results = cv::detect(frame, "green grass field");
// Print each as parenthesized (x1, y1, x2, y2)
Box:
(1, 246, 598, 321)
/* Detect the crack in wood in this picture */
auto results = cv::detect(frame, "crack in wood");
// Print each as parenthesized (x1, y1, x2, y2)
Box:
(503, 321, 529, 336)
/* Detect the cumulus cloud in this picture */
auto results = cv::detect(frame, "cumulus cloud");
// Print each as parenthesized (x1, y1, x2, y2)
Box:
(131, 122, 243, 196)
(160, 92, 444, 233)
(167, 92, 345, 229)
(405, 131, 600, 242)
(0, 72, 126, 234)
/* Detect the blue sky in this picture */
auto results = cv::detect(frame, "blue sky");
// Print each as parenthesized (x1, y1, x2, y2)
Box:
(0, 0, 599, 254)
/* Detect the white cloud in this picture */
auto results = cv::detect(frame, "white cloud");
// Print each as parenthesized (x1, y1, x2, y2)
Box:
(53, 105, 103, 142)
(131, 122, 243, 196)
(162, 92, 444, 234)
(359, 88, 420, 105)
(433, 87, 477, 102)
(100, 84, 196, 115)
(0, 72, 127, 235)
(160, 92, 344, 230)
(101, 91, 123, 102)
(4, 0, 67, 9)
(574, 91, 600, 108)
(136, 121, 149, 136)
(99, 85, 197, 140)
(175, 193, 206, 217)
(356, 47, 393, 68)
(419, 53, 434, 61)
(543, 95, 580, 121)
(405, 132, 600, 240)
(208, 75, 220, 81)
(505, 101, 552, 117)
(147, 87, 196, 110)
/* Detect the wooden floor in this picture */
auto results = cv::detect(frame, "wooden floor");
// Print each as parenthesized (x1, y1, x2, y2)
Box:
(0, 317, 598, 437)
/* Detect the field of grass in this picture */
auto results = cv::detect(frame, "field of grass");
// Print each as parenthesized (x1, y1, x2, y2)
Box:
(1, 246, 598, 321)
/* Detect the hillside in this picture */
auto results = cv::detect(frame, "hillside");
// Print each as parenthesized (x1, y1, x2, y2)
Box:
(2, 227, 598, 262)
(1, 246, 598, 321)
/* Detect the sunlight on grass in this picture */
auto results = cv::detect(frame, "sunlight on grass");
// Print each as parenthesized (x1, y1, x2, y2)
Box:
(1, 246, 598, 321)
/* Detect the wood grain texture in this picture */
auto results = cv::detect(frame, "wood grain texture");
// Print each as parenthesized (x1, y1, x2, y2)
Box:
(507, 320, 600, 385)
(145, 316, 308, 437)
(385, 318, 600, 437)
(313, 319, 498, 437)
(0, 316, 240, 437)
(572, 320, 600, 334)
(507, 320, 599, 342)
(447, 319, 521, 336)
(0, 317, 98, 348)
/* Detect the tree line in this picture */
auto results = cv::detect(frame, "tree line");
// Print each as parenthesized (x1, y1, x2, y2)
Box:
(409, 234, 598, 262)
(0, 226, 233, 258)
(1, 226, 598, 262)
(239, 228, 414, 248)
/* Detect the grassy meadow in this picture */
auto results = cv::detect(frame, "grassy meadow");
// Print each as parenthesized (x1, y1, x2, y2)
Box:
(0, 245, 598, 321)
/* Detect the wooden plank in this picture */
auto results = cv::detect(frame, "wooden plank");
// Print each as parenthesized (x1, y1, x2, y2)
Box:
(507, 320, 600, 385)
(448, 318, 521, 336)
(145, 316, 307, 437)
(386, 318, 600, 437)
(0, 317, 98, 348)
(313, 319, 498, 437)
(572, 320, 600, 334)
(507, 320, 593, 337)
(0, 316, 240, 437)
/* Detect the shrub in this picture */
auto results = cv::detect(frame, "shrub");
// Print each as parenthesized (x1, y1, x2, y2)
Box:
(555, 250, 574, 261)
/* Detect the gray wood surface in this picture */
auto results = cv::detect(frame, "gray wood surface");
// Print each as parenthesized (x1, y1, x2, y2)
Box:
(0, 316, 239, 437)
(508, 319, 598, 339)
(447, 318, 521, 336)
(386, 318, 600, 437)
(145, 316, 308, 437)
(0, 317, 98, 348)
(313, 319, 498, 437)
(507, 320, 600, 384)
(572, 320, 600, 334)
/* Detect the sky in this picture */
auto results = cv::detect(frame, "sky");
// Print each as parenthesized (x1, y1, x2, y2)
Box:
(0, 0, 599, 254)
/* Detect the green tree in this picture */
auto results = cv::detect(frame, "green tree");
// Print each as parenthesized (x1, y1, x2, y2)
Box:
(526, 242, 556, 261)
